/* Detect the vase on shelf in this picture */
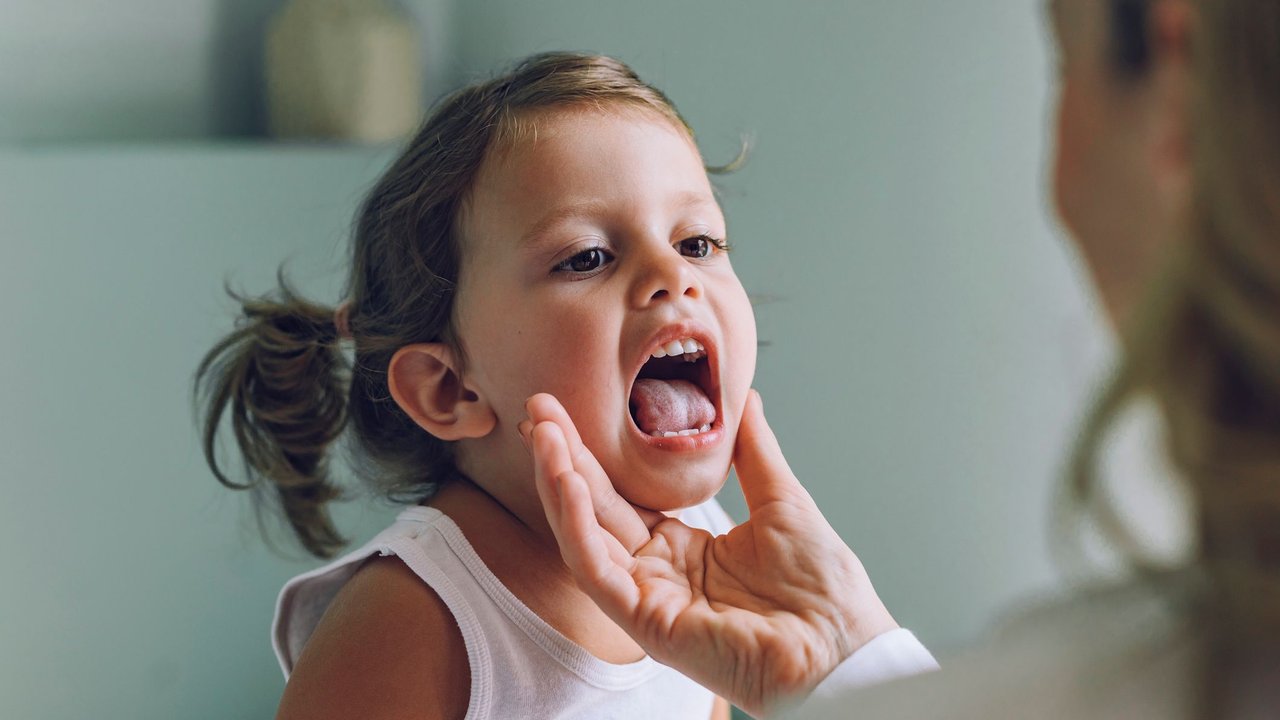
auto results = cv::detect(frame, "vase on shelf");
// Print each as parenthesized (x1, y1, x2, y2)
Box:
(265, 0, 423, 143)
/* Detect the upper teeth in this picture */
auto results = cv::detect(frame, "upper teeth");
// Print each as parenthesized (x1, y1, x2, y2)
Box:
(651, 337, 705, 359)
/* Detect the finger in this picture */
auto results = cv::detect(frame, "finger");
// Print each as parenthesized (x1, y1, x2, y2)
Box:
(517, 419, 533, 454)
(556, 470, 641, 619)
(732, 389, 816, 513)
(530, 418, 660, 562)
(526, 394, 663, 543)
(531, 419, 575, 484)
(557, 471, 643, 571)
(530, 421, 569, 532)
(526, 393, 586, 450)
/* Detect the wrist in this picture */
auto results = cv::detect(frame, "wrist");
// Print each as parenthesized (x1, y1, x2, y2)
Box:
(762, 604, 885, 713)
(838, 595, 899, 658)
(817, 556, 899, 662)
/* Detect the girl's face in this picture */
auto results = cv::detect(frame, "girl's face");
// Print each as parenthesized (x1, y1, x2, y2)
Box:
(452, 109, 757, 511)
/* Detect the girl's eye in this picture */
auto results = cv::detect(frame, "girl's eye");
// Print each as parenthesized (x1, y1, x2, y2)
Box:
(554, 247, 613, 274)
(677, 234, 730, 259)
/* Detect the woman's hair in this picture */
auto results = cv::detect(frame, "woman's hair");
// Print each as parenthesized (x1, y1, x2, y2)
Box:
(1064, 0, 1280, 694)
(194, 52, 704, 559)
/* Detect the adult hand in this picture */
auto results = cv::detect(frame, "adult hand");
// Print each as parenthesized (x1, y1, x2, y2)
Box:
(522, 390, 899, 718)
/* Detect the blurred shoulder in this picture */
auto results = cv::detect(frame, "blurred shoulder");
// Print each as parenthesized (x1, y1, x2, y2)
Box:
(794, 576, 1199, 720)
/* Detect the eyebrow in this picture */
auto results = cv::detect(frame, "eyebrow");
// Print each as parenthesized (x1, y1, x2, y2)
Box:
(519, 199, 612, 249)
(519, 191, 719, 248)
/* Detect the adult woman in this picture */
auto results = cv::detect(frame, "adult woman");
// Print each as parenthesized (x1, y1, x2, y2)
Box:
(525, 0, 1280, 716)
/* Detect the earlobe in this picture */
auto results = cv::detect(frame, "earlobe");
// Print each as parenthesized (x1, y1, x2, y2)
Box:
(388, 344, 497, 441)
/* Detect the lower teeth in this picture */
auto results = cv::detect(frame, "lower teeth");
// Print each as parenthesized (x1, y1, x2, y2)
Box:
(652, 424, 712, 438)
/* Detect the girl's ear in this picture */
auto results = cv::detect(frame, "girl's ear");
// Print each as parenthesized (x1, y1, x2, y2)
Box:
(388, 344, 496, 440)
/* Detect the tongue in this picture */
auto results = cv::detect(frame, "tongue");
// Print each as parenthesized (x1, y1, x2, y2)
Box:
(629, 378, 715, 434)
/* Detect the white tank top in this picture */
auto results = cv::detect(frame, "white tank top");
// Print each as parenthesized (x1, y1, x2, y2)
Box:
(273, 499, 736, 719)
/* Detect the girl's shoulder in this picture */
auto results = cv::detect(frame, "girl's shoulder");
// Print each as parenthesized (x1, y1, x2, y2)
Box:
(276, 553, 470, 720)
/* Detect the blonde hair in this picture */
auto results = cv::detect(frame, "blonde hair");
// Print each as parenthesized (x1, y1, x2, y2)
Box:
(194, 53, 711, 558)
(1063, 0, 1280, 683)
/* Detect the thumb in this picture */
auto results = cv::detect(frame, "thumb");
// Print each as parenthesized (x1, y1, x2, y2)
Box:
(733, 390, 815, 513)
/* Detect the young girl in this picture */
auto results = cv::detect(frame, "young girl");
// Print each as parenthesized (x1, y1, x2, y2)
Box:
(196, 52, 756, 719)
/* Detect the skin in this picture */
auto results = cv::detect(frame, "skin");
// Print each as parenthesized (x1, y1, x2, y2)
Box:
(277, 557, 471, 719)
(1049, 0, 1191, 327)
(525, 391, 898, 718)
(448, 107, 757, 515)
(281, 108, 748, 719)
(526, 1, 1195, 717)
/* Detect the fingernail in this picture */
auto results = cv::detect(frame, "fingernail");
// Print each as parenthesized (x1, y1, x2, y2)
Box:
(517, 420, 533, 452)
(752, 389, 763, 407)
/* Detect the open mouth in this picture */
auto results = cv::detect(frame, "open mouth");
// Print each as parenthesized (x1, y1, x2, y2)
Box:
(627, 334, 720, 439)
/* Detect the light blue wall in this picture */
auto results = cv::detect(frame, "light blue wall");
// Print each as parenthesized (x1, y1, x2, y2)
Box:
(0, 145, 396, 719)
(2, 2, 1137, 719)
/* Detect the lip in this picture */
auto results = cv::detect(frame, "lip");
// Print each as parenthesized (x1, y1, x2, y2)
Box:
(624, 319, 724, 452)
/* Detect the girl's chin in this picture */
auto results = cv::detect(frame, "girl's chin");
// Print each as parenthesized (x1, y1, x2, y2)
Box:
(615, 474, 726, 513)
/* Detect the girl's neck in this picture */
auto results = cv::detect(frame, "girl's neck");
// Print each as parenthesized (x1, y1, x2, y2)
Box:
(428, 475, 558, 554)
(426, 477, 647, 664)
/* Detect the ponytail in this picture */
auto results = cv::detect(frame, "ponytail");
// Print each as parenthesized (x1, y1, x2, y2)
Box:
(195, 273, 350, 558)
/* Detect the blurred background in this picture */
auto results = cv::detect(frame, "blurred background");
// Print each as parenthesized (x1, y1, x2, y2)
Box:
(1, 0, 1182, 717)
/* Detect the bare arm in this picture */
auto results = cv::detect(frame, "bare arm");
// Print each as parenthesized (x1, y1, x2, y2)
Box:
(276, 556, 470, 720)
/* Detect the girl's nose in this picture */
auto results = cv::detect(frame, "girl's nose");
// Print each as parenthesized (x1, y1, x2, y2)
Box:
(630, 242, 703, 308)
